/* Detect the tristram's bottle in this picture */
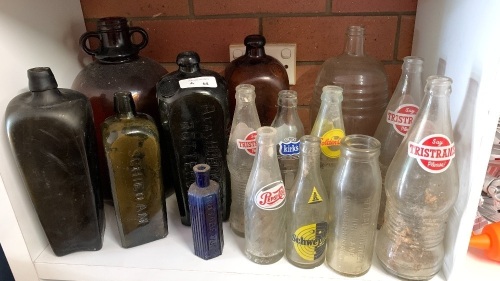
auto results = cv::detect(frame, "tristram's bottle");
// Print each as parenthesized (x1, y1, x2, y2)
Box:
(227, 84, 261, 237)
(374, 56, 424, 228)
(376, 76, 459, 280)
(245, 127, 286, 264)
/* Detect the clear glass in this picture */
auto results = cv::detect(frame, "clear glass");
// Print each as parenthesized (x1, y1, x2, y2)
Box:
(374, 56, 424, 228)
(286, 135, 328, 269)
(227, 84, 261, 237)
(245, 126, 286, 264)
(310, 26, 388, 136)
(376, 76, 459, 280)
(310, 86, 345, 196)
(271, 90, 305, 194)
(326, 134, 382, 276)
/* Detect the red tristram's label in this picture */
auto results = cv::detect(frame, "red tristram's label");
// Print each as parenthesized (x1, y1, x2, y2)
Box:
(255, 181, 286, 210)
(408, 134, 455, 174)
(387, 104, 419, 136)
(237, 131, 257, 156)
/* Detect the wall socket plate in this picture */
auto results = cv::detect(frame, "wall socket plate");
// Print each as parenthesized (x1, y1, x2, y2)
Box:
(229, 43, 297, 85)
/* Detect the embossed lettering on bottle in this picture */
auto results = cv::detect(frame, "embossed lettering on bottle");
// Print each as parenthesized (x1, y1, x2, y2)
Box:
(130, 149, 149, 225)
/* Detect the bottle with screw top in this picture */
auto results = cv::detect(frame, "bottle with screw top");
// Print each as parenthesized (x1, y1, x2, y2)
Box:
(375, 76, 459, 280)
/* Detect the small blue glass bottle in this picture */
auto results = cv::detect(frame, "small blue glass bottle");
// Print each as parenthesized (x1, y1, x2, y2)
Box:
(188, 164, 224, 260)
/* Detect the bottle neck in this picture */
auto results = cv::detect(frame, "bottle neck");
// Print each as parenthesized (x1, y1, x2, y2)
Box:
(246, 46, 265, 58)
(399, 70, 423, 97)
(114, 92, 137, 119)
(297, 137, 321, 178)
(344, 34, 364, 56)
(179, 63, 201, 73)
(193, 164, 211, 188)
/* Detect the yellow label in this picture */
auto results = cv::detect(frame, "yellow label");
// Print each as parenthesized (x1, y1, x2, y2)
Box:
(292, 222, 328, 261)
(320, 129, 345, 158)
(308, 187, 323, 204)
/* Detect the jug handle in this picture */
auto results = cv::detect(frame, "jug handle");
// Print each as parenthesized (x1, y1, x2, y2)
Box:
(129, 27, 148, 50)
(79, 31, 100, 56)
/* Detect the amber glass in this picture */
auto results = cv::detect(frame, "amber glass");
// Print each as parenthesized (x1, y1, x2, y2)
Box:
(225, 34, 289, 126)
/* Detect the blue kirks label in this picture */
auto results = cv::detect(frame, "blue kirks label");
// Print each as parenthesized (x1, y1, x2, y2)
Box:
(279, 139, 300, 156)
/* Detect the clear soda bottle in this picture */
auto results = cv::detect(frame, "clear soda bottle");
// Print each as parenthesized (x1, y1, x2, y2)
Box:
(245, 126, 286, 264)
(227, 84, 261, 237)
(376, 76, 459, 280)
(311, 86, 345, 195)
(286, 135, 328, 269)
(271, 90, 305, 194)
(374, 56, 424, 228)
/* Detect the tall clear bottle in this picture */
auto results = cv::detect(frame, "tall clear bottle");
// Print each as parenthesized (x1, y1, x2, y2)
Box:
(286, 135, 328, 269)
(311, 86, 345, 195)
(326, 135, 382, 276)
(227, 84, 261, 237)
(376, 76, 459, 280)
(374, 56, 424, 228)
(310, 26, 388, 136)
(271, 90, 305, 193)
(245, 127, 286, 264)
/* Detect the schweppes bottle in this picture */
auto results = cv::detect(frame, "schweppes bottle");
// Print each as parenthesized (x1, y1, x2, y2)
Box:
(286, 135, 328, 268)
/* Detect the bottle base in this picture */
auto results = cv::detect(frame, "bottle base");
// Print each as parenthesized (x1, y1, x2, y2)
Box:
(287, 257, 323, 269)
(378, 257, 436, 281)
(328, 265, 370, 277)
(230, 224, 245, 238)
(245, 251, 283, 265)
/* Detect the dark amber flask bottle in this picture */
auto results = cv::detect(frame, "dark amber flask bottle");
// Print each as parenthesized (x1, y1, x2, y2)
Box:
(157, 51, 230, 225)
(102, 92, 168, 248)
(5, 67, 104, 256)
(225, 34, 289, 126)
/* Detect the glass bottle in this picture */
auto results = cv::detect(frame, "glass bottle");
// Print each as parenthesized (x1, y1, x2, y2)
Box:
(157, 51, 230, 226)
(5, 67, 104, 256)
(376, 76, 459, 280)
(225, 34, 289, 126)
(271, 90, 305, 194)
(72, 17, 169, 200)
(374, 56, 424, 228)
(102, 92, 168, 248)
(326, 135, 382, 276)
(245, 126, 286, 264)
(310, 86, 345, 195)
(227, 84, 261, 237)
(310, 25, 388, 136)
(188, 164, 224, 260)
(286, 135, 328, 269)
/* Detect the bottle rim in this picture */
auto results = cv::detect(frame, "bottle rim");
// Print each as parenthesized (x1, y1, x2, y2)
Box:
(321, 85, 343, 102)
(235, 84, 256, 101)
(257, 126, 277, 144)
(341, 134, 381, 152)
(346, 26, 364, 36)
(402, 56, 424, 72)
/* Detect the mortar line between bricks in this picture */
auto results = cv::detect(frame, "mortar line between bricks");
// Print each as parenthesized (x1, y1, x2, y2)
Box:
(188, 0, 195, 18)
(394, 15, 402, 60)
(326, 0, 333, 13)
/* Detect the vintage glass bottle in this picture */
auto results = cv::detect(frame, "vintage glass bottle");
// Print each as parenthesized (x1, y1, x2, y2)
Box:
(286, 135, 328, 269)
(72, 17, 169, 199)
(5, 67, 104, 256)
(227, 84, 261, 237)
(374, 56, 424, 228)
(102, 92, 168, 248)
(310, 26, 388, 136)
(245, 126, 286, 264)
(326, 135, 382, 276)
(188, 164, 224, 260)
(310, 86, 345, 195)
(225, 34, 289, 126)
(157, 51, 230, 226)
(271, 90, 305, 193)
(376, 76, 459, 280)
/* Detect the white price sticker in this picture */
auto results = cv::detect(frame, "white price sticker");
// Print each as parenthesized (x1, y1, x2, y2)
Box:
(179, 76, 217, 88)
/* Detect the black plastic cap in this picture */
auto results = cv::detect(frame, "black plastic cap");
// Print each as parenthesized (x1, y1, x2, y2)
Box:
(113, 91, 136, 115)
(28, 67, 58, 92)
(244, 34, 266, 48)
(176, 51, 201, 66)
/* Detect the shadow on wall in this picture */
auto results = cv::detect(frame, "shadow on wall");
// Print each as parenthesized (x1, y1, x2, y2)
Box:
(0, 244, 15, 281)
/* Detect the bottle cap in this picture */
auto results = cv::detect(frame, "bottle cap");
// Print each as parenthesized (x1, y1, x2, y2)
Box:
(176, 51, 200, 66)
(193, 164, 211, 188)
(469, 222, 500, 261)
(28, 67, 58, 92)
(244, 34, 266, 48)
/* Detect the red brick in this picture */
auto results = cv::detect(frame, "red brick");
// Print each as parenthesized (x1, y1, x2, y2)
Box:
(263, 16, 398, 62)
(297, 106, 311, 134)
(398, 16, 415, 60)
(384, 63, 403, 99)
(133, 19, 259, 63)
(291, 65, 321, 106)
(332, 0, 418, 13)
(80, 0, 189, 18)
(193, 0, 327, 15)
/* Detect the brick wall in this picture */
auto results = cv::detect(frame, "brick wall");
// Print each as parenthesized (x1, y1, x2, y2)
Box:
(80, 0, 418, 133)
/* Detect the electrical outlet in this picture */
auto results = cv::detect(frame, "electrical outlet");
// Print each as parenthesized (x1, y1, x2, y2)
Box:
(229, 43, 297, 85)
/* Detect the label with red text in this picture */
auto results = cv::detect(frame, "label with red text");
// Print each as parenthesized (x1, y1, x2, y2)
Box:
(255, 181, 286, 210)
(237, 131, 257, 156)
(387, 104, 419, 136)
(408, 134, 455, 173)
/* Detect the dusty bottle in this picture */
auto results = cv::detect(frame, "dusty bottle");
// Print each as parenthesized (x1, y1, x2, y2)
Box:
(310, 26, 388, 136)
(102, 92, 168, 248)
(157, 51, 230, 226)
(286, 135, 328, 269)
(326, 135, 382, 276)
(5, 67, 104, 256)
(310, 86, 345, 195)
(271, 90, 305, 193)
(225, 34, 289, 126)
(72, 17, 169, 200)
(188, 164, 224, 260)
(374, 56, 424, 228)
(376, 76, 459, 280)
(227, 84, 261, 237)
(245, 126, 286, 264)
